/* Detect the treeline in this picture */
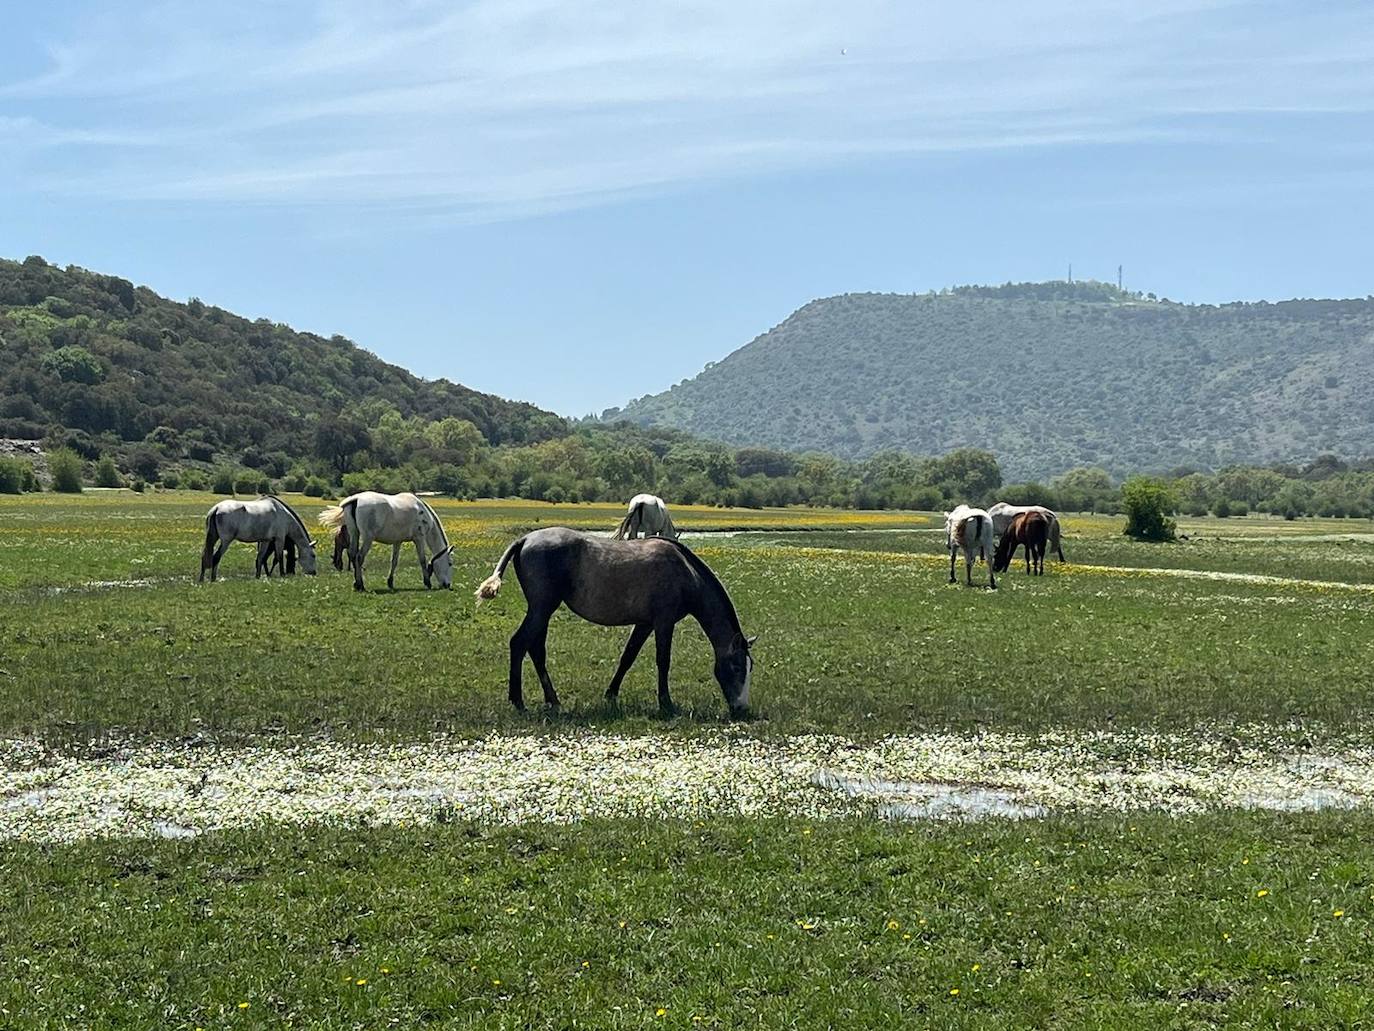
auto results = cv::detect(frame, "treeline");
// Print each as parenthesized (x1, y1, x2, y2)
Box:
(996, 456, 1374, 520)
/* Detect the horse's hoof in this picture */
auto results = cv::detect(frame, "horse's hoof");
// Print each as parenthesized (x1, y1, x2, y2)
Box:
(353, 583, 365, 593)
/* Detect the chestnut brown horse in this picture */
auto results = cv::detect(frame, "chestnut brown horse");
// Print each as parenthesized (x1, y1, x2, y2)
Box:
(993, 510, 1049, 575)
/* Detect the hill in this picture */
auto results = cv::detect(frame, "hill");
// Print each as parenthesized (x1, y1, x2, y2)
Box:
(606, 282, 1374, 481)
(0, 255, 567, 464)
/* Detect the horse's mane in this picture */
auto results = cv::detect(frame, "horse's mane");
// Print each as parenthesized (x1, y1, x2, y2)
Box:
(662, 538, 742, 635)
(265, 495, 310, 539)
(419, 499, 449, 547)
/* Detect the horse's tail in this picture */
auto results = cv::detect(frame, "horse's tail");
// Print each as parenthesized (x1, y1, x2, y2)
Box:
(317, 504, 346, 530)
(198, 510, 218, 580)
(661, 507, 680, 540)
(476, 536, 525, 601)
(612, 501, 642, 541)
(1051, 515, 1066, 562)
(972, 513, 991, 564)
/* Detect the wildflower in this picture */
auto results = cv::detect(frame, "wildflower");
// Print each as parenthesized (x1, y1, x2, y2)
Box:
(657, 1007, 668, 1017)
(582, 961, 590, 968)
(949, 988, 960, 996)
(1256, 889, 1270, 898)
(237, 1002, 250, 1010)
(355, 979, 367, 986)
(886, 920, 900, 931)
(492, 979, 501, 987)
(971, 963, 981, 972)
(1334, 909, 1345, 918)
(380, 967, 391, 974)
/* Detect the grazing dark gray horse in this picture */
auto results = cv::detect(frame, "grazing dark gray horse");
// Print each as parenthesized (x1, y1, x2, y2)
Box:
(475, 528, 755, 717)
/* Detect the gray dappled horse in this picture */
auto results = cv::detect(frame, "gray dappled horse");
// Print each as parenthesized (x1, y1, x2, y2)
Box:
(988, 502, 1065, 563)
(945, 504, 996, 589)
(199, 496, 318, 581)
(612, 493, 679, 540)
(475, 527, 754, 716)
(318, 491, 454, 591)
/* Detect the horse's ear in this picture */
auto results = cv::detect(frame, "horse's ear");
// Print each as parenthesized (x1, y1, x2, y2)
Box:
(746, 635, 758, 647)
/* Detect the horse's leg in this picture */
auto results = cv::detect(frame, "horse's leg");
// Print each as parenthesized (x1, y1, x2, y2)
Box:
(653, 625, 677, 714)
(948, 547, 956, 584)
(209, 535, 232, 582)
(272, 537, 286, 577)
(965, 545, 974, 586)
(606, 624, 652, 702)
(353, 534, 374, 592)
(414, 536, 431, 589)
(388, 543, 402, 591)
(1024, 542, 1031, 575)
(526, 619, 560, 708)
(508, 612, 544, 710)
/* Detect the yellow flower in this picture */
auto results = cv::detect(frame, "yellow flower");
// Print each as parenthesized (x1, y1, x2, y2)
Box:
(971, 963, 981, 972)
(656, 1007, 668, 1017)
(1333, 909, 1345, 918)
(582, 961, 590, 968)
(949, 988, 960, 996)
(237, 1002, 250, 1010)
(886, 920, 900, 931)
(355, 979, 367, 986)
(492, 979, 501, 987)
(380, 967, 391, 974)
(1256, 889, 1270, 898)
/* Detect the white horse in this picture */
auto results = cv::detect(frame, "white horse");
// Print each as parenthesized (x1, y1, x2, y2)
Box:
(945, 504, 996, 589)
(612, 493, 679, 540)
(988, 502, 1065, 562)
(199, 496, 318, 581)
(319, 491, 454, 592)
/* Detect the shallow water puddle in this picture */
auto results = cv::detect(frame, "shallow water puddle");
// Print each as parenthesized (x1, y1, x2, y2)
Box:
(812, 771, 1045, 820)
(3, 730, 1374, 842)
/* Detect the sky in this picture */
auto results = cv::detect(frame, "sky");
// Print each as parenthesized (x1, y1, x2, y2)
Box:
(2, 1, 1373, 416)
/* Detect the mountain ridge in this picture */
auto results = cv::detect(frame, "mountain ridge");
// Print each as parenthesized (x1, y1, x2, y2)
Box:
(607, 282, 1374, 481)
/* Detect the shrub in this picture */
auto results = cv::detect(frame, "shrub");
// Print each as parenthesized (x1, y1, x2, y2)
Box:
(1122, 476, 1177, 542)
(235, 474, 270, 495)
(211, 467, 237, 494)
(94, 454, 122, 488)
(182, 471, 208, 491)
(160, 470, 181, 490)
(0, 458, 27, 494)
(49, 448, 84, 492)
(303, 477, 329, 498)
(131, 478, 146, 493)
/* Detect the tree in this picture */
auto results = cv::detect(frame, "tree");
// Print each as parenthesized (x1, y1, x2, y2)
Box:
(423, 417, 485, 465)
(94, 454, 122, 487)
(314, 417, 372, 477)
(1122, 476, 1177, 541)
(41, 345, 104, 385)
(49, 448, 84, 492)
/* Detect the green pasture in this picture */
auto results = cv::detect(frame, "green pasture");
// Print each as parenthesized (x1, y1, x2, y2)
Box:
(3, 813, 1372, 1029)
(0, 492, 1372, 744)
(5, 492, 1374, 1029)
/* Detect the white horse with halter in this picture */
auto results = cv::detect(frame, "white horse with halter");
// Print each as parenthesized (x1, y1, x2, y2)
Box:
(319, 491, 454, 591)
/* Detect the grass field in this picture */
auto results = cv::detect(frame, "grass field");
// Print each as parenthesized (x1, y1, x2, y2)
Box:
(3, 492, 1374, 1027)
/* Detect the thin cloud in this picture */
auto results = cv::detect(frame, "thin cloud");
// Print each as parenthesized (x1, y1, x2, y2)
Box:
(3, 0, 1372, 220)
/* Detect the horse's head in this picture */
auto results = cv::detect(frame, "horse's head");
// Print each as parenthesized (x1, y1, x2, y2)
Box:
(299, 537, 318, 575)
(991, 532, 1014, 573)
(427, 545, 454, 589)
(714, 632, 757, 717)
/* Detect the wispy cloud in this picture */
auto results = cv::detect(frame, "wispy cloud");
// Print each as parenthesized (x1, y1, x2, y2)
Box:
(3, 0, 1372, 221)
